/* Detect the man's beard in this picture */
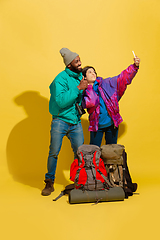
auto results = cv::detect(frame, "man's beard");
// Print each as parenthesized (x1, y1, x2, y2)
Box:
(70, 64, 82, 73)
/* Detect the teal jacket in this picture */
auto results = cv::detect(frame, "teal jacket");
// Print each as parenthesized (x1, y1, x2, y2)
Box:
(49, 67, 83, 124)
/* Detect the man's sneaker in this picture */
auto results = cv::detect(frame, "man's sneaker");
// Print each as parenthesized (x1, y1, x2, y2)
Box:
(41, 179, 54, 196)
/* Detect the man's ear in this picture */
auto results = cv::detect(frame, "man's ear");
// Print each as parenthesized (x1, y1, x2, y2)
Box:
(67, 63, 71, 68)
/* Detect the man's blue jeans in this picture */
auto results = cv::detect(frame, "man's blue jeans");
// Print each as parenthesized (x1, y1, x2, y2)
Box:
(45, 118, 84, 182)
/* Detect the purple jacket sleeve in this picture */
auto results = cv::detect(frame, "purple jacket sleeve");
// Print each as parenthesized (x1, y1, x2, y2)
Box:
(82, 85, 99, 114)
(117, 64, 139, 99)
(107, 64, 139, 100)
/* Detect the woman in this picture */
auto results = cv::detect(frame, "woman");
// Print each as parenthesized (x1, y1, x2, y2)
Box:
(82, 56, 140, 147)
(82, 56, 140, 195)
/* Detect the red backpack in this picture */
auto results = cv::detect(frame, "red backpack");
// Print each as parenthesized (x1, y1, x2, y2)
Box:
(70, 144, 112, 191)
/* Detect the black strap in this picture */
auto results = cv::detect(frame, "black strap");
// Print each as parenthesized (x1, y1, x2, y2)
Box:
(53, 191, 65, 201)
(52, 184, 75, 201)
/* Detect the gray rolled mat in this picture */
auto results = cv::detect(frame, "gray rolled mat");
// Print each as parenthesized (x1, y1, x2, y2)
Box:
(69, 187, 125, 204)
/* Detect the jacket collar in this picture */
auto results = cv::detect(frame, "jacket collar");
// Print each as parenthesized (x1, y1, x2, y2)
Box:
(93, 77, 103, 89)
(65, 67, 82, 80)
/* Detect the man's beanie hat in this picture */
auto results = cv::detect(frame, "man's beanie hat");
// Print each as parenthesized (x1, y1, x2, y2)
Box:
(60, 48, 79, 66)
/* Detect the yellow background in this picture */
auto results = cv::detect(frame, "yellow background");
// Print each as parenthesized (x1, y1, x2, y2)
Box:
(0, 0, 160, 239)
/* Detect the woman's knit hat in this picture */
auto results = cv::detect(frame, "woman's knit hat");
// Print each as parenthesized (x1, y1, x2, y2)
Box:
(60, 48, 78, 66)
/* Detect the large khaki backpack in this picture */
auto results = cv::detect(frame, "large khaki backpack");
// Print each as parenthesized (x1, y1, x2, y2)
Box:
(100, 144, 125, 187)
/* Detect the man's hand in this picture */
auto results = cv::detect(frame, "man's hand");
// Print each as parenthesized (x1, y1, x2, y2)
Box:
(134, 56, 140, 67)
(77, 77, 88, 90)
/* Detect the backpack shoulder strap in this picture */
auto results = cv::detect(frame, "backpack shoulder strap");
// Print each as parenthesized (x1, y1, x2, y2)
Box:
(93, 153, 113, 188)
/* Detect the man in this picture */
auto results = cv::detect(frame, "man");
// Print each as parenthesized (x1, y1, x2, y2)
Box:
(41, 48, 88, 196)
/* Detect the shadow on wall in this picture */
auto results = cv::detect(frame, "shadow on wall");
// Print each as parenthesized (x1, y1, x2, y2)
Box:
(117, 122, 127, 142)
(6, 90, 127, 190)
(6, 91, 90, 190)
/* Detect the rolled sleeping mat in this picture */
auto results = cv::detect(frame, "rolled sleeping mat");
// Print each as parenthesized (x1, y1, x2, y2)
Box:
(69, 187, 125, 204)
